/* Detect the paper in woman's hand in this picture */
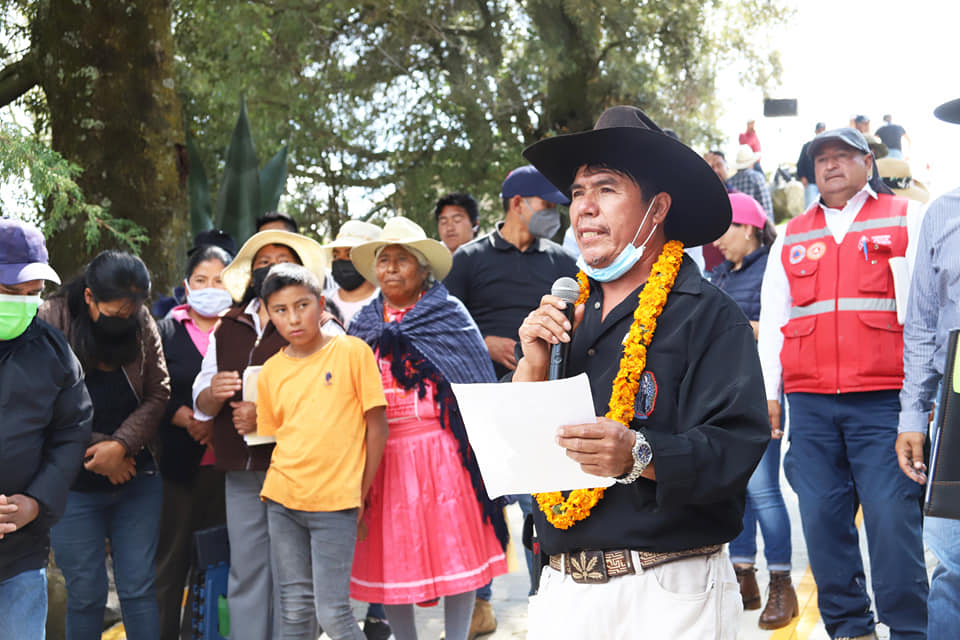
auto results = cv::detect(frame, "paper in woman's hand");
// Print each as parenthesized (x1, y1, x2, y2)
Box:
(451, 373, 614, 498)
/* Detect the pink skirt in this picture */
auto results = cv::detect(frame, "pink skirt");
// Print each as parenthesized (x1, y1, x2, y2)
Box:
(350, 415, 508, 604)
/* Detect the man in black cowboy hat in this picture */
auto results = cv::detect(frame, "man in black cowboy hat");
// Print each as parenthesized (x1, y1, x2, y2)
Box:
(895, 96, 960, 640)
(758, 127, 927, 640)
(514, 106, 769, 638)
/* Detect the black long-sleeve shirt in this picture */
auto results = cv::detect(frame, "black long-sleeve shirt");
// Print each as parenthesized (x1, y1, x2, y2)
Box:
(533, 257, 770, 554)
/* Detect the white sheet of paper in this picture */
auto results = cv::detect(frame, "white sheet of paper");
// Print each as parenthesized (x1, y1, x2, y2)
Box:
(889, 256, 909, 325)
(241, 365, 275, 446)
(451, 373, 614, 498)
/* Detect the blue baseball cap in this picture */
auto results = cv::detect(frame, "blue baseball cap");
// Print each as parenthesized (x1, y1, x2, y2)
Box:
(500, 165, 570, 205)
(0, 218, 61, 285)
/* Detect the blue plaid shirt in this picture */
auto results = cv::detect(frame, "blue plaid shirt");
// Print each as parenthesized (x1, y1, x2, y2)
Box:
(899, 186, 960, 433)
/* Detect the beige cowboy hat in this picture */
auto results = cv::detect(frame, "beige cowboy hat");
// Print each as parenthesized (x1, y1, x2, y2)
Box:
(730, 144, 762, 173)
(877, 157, 929, 204)
(221, 230, 328, 302)
(320, 220, 381, 259)
(350, 216, 452, 285)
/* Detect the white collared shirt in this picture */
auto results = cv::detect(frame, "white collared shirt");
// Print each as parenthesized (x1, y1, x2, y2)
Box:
(192, 299, 263, 420)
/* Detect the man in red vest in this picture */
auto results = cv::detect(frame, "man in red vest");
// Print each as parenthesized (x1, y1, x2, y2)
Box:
(757, 128, 927, 640)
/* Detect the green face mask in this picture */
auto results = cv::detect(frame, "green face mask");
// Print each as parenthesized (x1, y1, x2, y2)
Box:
(0, 293, 41, 340)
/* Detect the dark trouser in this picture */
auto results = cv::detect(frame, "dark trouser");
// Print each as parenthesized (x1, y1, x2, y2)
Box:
(784, 391, 928, 639)
(156, 466, 226, 640)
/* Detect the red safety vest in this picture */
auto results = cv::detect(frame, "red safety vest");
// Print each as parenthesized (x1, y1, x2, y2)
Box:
(780, 193, 908, 394)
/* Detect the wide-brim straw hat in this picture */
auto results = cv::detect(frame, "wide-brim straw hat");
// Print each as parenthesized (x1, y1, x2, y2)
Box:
(522, 105, 731, 247)
(877, 157, 930, 204)
(320, 220, 382, 262)
(350, 216, 452, 284)
(731, 144, 762, 172)
(221, 230, 328, 302)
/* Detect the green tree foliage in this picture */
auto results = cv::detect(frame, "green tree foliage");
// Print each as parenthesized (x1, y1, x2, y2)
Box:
(0, 121, 147, 251)
(174, 0, 789, 237)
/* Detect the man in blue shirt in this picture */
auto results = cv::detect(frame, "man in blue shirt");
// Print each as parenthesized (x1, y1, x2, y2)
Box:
(896, 96, 960, 640)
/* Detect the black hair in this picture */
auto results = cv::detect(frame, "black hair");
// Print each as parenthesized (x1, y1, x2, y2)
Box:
(185, 245, 232, 279)
(255, 210, 298, 233)
(733, 220, 778, 247)
(434, 192, 479, 224)
(260, 263, 323, 305)
(577, 163, 662, 205)
(53, 250, 150, 369)
(84, 250, 151, 303)
(760, 219, 778, 246)
(708, 149, 726, 161)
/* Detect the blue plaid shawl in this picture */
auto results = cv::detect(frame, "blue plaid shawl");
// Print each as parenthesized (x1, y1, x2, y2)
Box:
(350, 283, 508, 549)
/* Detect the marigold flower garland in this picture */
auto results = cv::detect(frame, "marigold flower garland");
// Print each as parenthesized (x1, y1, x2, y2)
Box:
(535, 240, 685, 529)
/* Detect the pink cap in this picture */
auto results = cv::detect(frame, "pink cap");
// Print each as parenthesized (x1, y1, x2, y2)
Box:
(728, 193, 767, 230)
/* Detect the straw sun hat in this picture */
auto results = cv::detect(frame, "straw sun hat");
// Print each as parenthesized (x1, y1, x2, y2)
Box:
(350, 217, 452, 285)
(220, 230, 328, 302)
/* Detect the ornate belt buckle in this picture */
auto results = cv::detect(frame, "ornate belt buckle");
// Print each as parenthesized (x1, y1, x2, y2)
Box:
(568, 550, 608, 584)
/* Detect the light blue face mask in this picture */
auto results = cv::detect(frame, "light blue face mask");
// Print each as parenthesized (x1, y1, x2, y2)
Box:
(576, 198, 659, 283)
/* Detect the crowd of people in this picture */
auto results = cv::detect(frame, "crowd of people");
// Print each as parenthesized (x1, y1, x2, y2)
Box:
(1, 97, 958, 640)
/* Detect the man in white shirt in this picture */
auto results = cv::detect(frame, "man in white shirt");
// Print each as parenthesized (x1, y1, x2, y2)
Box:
(757, 128, 927, 640)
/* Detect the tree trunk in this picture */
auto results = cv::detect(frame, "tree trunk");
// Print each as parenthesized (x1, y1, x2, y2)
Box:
(34, 0, 187, 296)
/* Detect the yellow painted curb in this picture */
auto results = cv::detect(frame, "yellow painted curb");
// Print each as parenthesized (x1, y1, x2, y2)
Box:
(101, 623, 126, 640)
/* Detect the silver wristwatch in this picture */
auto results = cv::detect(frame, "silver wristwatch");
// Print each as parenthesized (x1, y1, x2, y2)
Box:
(615, 430, 652, 484)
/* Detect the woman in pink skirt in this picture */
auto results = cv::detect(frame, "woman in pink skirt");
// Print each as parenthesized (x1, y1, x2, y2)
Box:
(349, 218, 508, 640)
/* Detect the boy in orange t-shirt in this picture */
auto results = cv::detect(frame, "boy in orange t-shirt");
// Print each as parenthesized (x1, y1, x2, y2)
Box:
(256, 263, 387, 640)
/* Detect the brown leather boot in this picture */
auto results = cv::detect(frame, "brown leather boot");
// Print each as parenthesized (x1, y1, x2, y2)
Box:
(758, 570, 799, 629)
(468, 598, 497, 639)
(734, 564, 761, 610)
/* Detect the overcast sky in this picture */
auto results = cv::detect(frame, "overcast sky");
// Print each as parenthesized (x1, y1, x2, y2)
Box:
(715, 0, 960, 198)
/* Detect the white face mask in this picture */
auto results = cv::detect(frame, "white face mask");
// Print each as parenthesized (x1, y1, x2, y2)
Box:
(185, 283, 233, 317)
(576, 197, 659, 282)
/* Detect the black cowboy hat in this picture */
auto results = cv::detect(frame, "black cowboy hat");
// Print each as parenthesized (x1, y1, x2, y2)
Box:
(522, 106, 731, 247)
(934, 98, 960, 124)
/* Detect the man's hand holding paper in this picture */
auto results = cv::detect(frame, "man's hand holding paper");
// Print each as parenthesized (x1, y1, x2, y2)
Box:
(450, 374, 615, 498)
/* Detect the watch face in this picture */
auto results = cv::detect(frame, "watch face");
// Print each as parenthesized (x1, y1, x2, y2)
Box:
(635, 436, 652, 466)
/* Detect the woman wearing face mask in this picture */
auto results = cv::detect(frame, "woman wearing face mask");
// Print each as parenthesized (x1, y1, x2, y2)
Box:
(322, 220, 381, 329)
(154, 244, 234, 639)
(192, 230, 327, 640)
(39, 250, 171, 640)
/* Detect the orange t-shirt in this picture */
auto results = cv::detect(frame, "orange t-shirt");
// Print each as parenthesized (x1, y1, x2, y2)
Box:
(257, 334, 386, 512)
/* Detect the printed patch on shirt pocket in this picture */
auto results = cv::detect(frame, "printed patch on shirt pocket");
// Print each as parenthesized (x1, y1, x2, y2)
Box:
(633, 371, 658, 419)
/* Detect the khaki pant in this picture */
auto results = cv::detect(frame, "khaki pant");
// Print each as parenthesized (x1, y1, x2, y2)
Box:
(527, 549, 741, 639)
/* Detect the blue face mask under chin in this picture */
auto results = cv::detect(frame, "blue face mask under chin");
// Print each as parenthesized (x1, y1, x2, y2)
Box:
(576, 198, 659, 283)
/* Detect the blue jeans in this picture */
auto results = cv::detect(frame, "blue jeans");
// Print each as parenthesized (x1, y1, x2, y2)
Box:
(887, 148, 904, 159)
(266, 502, 363, 640)
(925, 516, 960, 638)
(784, 391, 927, 639)
(925, 392, 960, 638)
(0, 567, 47, 639)
(728, 437, 792, 570)
(51, 471, 162, 640)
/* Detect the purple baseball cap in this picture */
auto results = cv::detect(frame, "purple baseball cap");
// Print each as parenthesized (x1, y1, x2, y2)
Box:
(500, 165, 570, 205)
(0, 218, 61, 285)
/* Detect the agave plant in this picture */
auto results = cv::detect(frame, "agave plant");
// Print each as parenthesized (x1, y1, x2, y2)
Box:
(188, 95, 288, 244)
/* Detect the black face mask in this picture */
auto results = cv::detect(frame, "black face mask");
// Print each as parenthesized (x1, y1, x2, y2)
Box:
(331, 260, 366, 291)
(250, 266, 273, 298)
(92, 313, 139, 339)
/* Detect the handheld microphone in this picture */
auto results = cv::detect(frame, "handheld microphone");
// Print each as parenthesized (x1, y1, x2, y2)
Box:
(548, 276, 580, 380)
